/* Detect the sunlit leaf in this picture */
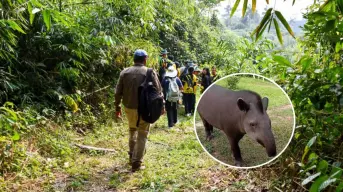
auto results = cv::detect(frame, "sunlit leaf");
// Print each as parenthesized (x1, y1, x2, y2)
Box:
(335, 42, 341, 53)
(273, 55, 291, 67)
(42, 10, 51, 31)
(12, 131, 20, 141)
(307, 136, 317, 147)
(302, 172, 321, 186)
(230, 0, 241, 18)
(252, 0, 256, 13)
(6, 20, 26, 34)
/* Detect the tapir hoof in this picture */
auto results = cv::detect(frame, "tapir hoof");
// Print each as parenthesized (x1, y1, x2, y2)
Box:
(234, 160, 243, 167)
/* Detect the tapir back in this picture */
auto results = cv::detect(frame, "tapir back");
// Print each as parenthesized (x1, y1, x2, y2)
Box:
(197, 85, 262, 132)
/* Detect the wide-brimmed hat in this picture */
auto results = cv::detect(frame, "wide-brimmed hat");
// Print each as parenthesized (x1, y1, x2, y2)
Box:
(161, 49, 168, 55)
(165, 65, 177, 77)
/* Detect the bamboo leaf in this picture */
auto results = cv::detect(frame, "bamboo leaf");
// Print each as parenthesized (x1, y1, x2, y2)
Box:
(266, 0, 269, 4)
(242, 0, 248, 17)
(268, 15, 273, 32)
(6, 20, 26, 34)
(230, 0, 241, 18)
(252, 0, 256, 13)
(257, 19, 270, 40)
(28, 2, 34, 24)
(275, 11, 295, 38)
(252, 8, 272, 38)
(42, 10, 51, 31)
(292, 0, 296, 5)
(273, 18, 283, 44)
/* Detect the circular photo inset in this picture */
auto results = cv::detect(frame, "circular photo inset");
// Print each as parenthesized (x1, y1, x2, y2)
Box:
(194, 73, 295, 168)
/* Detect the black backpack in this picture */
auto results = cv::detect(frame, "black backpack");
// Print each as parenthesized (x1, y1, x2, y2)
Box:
(137, 68, 164, 126)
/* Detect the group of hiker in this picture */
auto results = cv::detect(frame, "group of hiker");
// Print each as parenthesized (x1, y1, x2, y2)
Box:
(114, 49, 220, 172)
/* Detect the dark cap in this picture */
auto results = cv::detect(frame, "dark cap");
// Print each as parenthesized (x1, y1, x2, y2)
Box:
(134, 49, 148, 57)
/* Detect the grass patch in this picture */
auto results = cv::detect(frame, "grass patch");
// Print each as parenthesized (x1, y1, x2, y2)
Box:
(196, 75, 294, 167)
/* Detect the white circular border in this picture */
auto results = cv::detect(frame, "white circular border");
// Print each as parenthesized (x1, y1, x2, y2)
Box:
(193, 73, 296, 169)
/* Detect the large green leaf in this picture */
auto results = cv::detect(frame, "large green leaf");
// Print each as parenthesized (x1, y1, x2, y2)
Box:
(275, 11, 295, 38)
(309, 175, 329, 192)
(42, 10, 51, 31)
(230, 0, 241, 18)
(316, 160, 328, 173)
(272, 55, 291, 67)
(273, 18, 283, 44)
(301, 57, 313, 72)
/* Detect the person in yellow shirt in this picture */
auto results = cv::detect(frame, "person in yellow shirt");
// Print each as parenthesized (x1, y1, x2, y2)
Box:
(181, 66, 197, 116)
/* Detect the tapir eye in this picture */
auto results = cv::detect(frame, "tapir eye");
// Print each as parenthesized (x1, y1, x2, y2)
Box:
(250, 123, 256, 127)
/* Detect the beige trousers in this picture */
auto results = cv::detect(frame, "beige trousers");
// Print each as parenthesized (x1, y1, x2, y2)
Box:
(124, 108, 150, 164)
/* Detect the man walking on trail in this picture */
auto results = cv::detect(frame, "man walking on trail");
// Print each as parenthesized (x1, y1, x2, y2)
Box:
(115, 49, 163, 172)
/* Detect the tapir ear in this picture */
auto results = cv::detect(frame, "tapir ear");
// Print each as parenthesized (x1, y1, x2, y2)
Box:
(237, 98, 250, 112)
(262, 97, 269, 111)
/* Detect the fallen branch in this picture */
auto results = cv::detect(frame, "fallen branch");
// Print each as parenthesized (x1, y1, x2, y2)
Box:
(74, 144, 116, 153)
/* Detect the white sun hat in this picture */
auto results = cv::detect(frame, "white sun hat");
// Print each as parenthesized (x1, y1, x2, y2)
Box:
(165, 65, 177, 78)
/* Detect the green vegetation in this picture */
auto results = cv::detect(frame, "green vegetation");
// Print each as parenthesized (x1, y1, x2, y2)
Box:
(196, 76, 293, 166)
(0, 0, 342, 191)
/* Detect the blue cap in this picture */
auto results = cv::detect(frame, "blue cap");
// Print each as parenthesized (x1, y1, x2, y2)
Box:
(134, 49, 148, 57)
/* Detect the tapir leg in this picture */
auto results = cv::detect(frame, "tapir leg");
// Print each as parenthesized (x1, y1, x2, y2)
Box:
(200, 115, 214, 140)
(228, 134, 244, 166)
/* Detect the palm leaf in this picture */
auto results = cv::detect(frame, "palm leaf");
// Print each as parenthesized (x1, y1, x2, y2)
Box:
(230, 0, 241, 18)
(273, 18, 283, 44)
(274, 10, 295, 38)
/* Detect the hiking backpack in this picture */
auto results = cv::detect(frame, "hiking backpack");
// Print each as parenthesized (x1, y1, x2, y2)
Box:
(137, 68, 164, 126)
(166, 77, 180, 102)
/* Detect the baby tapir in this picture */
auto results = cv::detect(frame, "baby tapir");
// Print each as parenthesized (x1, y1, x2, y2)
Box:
(197, 84, 277, 166)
